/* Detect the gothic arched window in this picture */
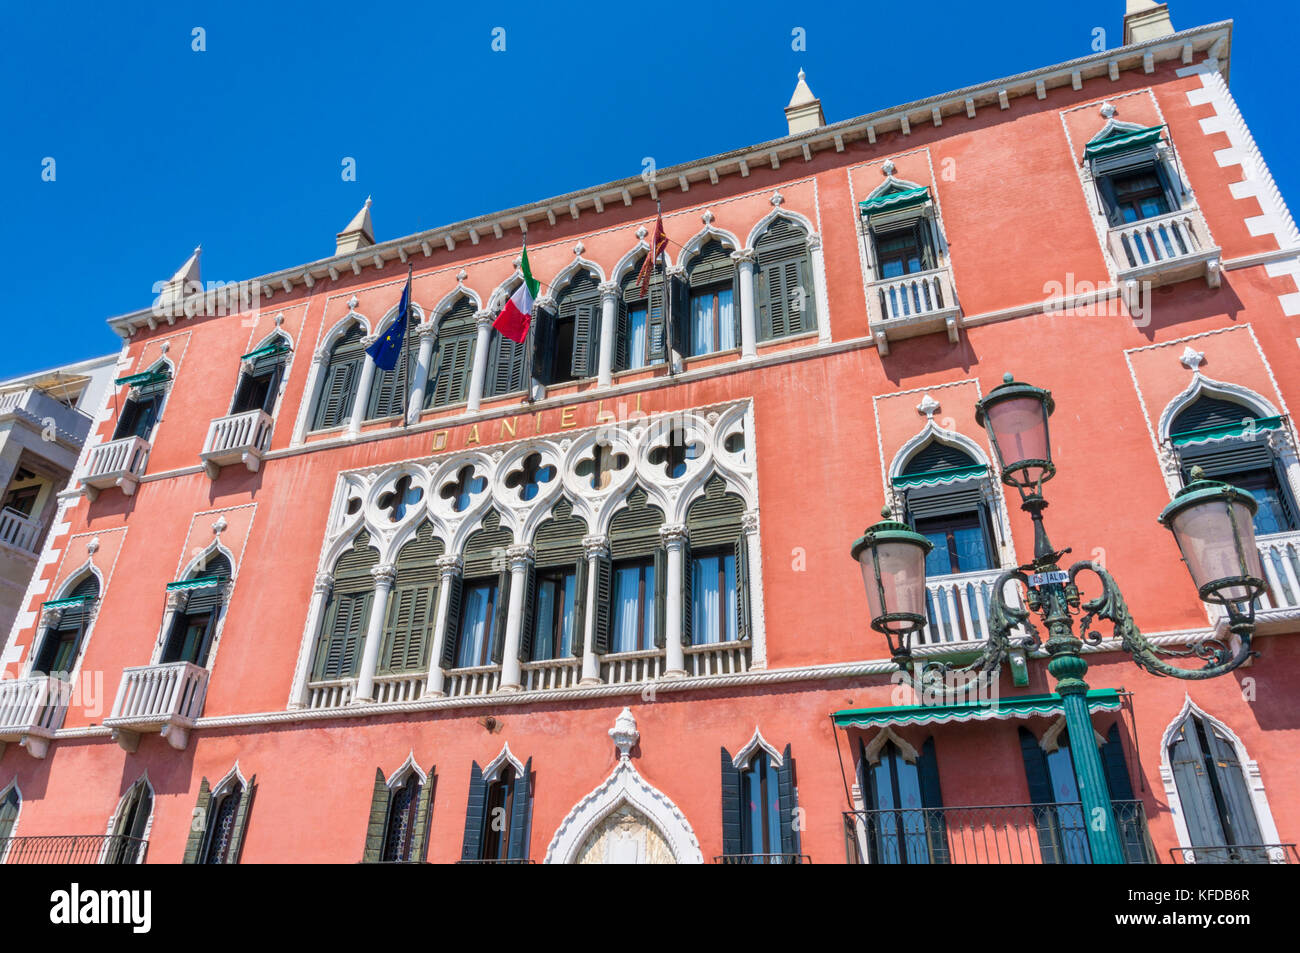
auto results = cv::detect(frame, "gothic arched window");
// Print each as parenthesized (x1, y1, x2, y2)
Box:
(311, 324, 366, 431)
(754, 218, 816, 342)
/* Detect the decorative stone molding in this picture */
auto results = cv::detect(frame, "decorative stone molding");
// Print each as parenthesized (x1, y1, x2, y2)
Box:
(916, 393, 941, 418)
(740, 510, 759, 534)
(370, 564, 398, 587)
(729, 248, 757, 265)
(436, 554, 463, 576)
(535, 294, 557, 312)
(582, 534, 610, 558)
(597, 281, 620, 300)
(165, 589, 189, 611)
(1179, 345, 1205, 370)
(861, 725, 919, 766)
(659, 523, 689, 548)
(731, 726, 783, 768)
(609, 706, 639, 759)
(506, 544, 534, 570)
(312, 573, 334, 596)
(39, 606, 63, 628)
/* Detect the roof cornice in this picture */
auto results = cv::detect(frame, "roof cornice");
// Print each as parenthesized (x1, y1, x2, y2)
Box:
(107, 20, 1232, 336)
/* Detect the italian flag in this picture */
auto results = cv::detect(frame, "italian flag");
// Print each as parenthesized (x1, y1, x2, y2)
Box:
(494, 244, 539, 343)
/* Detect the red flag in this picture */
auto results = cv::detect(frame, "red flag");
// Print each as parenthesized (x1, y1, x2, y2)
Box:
(636, 213, 669, 296)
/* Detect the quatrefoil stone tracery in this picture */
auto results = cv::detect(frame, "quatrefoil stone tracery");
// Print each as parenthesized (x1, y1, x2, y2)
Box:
(440, 465, 486, 512)
(575, 442, 630, 490)
(504, 452, 557, 501)
(647, 428, 703, 479)
(377, 475, 424, 522)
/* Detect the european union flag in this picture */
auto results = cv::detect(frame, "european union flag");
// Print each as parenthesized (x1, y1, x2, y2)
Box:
(366, 270, 411, 372)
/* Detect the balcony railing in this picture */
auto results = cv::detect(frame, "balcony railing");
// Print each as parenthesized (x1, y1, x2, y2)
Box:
(80, 435, 150, 500)
(444, 664, 502, 698)
(104, 661, 209, 751)
(685, 639, 752, 676)
(0, 387, 94, 445)
(200, 409, 273, 479)
(520, 657, 582, 691)
(1106, 207, 1220, 288)
(0, 674, 71, 758)
(1169, 844, 1298, 864)
(1256, 529, 1300, 611)
(919, 567, 1022, 646)
(0, 507, 42, 554)
(600, 649, 664, 685)
(843, 800, 1155, 864)
(1, 835, 148, 865)
(866, 266, 960, 353)
(714, 853, 811, 864)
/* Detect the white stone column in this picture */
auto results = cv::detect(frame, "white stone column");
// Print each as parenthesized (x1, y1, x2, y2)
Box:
(597, 281, 619, 387)
(660, 523, 688, 678)
(580, 534, 608, 685)
(424, 556, 462, 697)
(293, 349, 330, 444)
(407, 324, 438, 423)
(497, 545, 533, 692)
(466, 310, 495, 413)
(348, 339, 379, 437)
(353, 564, 397, 703)
(731, 248, 758, 359)
(741, 510, 766, 671)
(289, 573, 333, 707)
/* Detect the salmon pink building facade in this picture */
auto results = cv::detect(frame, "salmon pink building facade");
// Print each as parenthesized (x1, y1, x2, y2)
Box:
(2, 3, 1298, 864)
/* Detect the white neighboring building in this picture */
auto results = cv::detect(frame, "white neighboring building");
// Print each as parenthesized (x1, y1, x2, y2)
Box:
(0, 354, 117, 635)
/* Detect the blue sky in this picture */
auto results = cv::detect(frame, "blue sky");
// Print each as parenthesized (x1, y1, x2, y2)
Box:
(1, 1, 1294, 377)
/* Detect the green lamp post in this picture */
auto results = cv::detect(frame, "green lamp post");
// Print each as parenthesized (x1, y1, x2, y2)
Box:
(852, 373, 1268, 865)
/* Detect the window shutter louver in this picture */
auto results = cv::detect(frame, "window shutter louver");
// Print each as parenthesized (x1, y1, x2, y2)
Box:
(489, 333, 526, 397)
(1172, 397, 1258, 435)
(671, 274, 692, 359)
(777, 744, 799, 856)
(182, 777, 212, 864)
(1167, 719, 1227, 850)
(754, 219, 813, 341)
(507, 758, 532, 860)
(361, 768, 390, 863)
(572, 556, 588, 658)
(571, 301, 598, 379)
(903, 486, 987, 522)
(592, 552, 613, 654)
(315, 591, 371, 680)
(490, 568, 510, 665)
(653, 546, 667, 649)
(720, 747, 742, 857)
(1019, 726, 1063, 864)
(917, 737, 949, 864)
(409, 766, 435, 863)
(532, 307, 556, 386)
(1096, 175, 1124, 227)
(517, 562, 537, 662)
(680, 538, 692, 646)
(614, 298, 630, 371)
(1203, 723, 1265, 849)
(439, 573, 464, 670)
(1178, 443, 1274, 479)
(609, 490, 666, 558)
(461, 762, 488, 861)
(646, 278, 667, 363)
(225, 774, 255, 864)
(903, 442, 978, 475)
(735, 531, 752, 641)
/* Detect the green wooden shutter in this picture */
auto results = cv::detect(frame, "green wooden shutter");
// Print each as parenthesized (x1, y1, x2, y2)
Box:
(1167, 718, 1225, 850)
(182, 777, 212, 864)
(361, 768, 390, 863)
(680, 539, 693, 647)
(490, 568, 510, 665)
(776, 744, 799, 856)
(572, 557, 588, 658)
(671, 274, 692, 359)
(1096, 174, 1124, 227)
(314, 590, 371, 680)
(532, 307, 556, 386)
(592, 552, 613, 655)
(490, 334, 526, 396)
(439, 574, 464, 670)
(507, 757, 532, 860)
(646, 279, 667, 363)
(409, 765, 435, 863)
(1202, 721, 1265, 849)
(517, 563, 537, 662)
(461, 762, 488, 860)
(720, 747, 742, 857)
(614, 298, 630, 371)
(572, 301, 598, 379)
(225, 774, 255, 864)
(0, 788, 19, 843)
(313, 360, 358, 430)
(735, 531, 751, 641)
(917, 737, 949, 864)
(653, 546, 667, 649)
(1019, 726, 1063, 863)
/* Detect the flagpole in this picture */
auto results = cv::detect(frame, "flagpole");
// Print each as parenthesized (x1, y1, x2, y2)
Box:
(660, 200, 677, 377)
(521, 243, 536, 404)
(401, 263, 413, 427)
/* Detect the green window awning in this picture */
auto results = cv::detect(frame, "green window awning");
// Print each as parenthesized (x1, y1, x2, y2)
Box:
(165, 575, 224, 592)
(832, 689, 1122, 729)
(1084, 125, 1165, 161)
(240, 341, 292, 361)
(41, 594, 95, 610)
(1171, 415, 1282, 447)
(859, 185, 931, 216)
(114, 369, 171, 388)
(892, 463, 989, 489)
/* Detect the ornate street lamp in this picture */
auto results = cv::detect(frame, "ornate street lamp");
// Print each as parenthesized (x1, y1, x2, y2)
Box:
(851, 373, 1267, 864)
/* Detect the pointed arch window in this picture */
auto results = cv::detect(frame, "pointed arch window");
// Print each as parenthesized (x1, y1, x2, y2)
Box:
(442, 512, 511, 671)
(362, 764, 434, 863)
(33, 573, 99, 676)
(379, 522, 444, 675)
(720, 743, 800, 862)
(685, 476, 751, 646)
(1169, 396, 1296, 535)
(617, 256, 668, 371)
(598, 488, 665, 655)
(524, 499, 589, 663)
(754, 218, 816, 342)
(0, 785, 19, 844)
(161, 552, 231, 667)
(685, 241, 738, 355)
(366, 317, 418, 421)
(860, 181, 940, 279)
(487, 287, 529, 398)
(856, 736, 947, 865)
(537, 271, 601, 385)
(426, 299, 477, 408)
(232, 333, 291, 416)
(107, 778, 152, 864)
(1085, 123, 1182, 227)
(461, 756, 533, 862)
(1167, 712, 1268, 863)
(183, 773, 256, 864)
(312, 532, 379, 682)
(311, 324, 366, 431)
(112, 362, 172, 442)
(894, 441, 997, 577)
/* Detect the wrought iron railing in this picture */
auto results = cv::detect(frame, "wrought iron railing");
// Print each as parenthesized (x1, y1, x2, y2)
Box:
(456, 858, 535, 864)
(714, 853, 811, 864)
(1169, 843, 1298, 864)
(843, 800, 1155, 864)
(1, 834, 148, 864)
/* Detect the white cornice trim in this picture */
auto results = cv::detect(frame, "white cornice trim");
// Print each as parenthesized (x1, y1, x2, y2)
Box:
(104, 23, 1232, 335)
